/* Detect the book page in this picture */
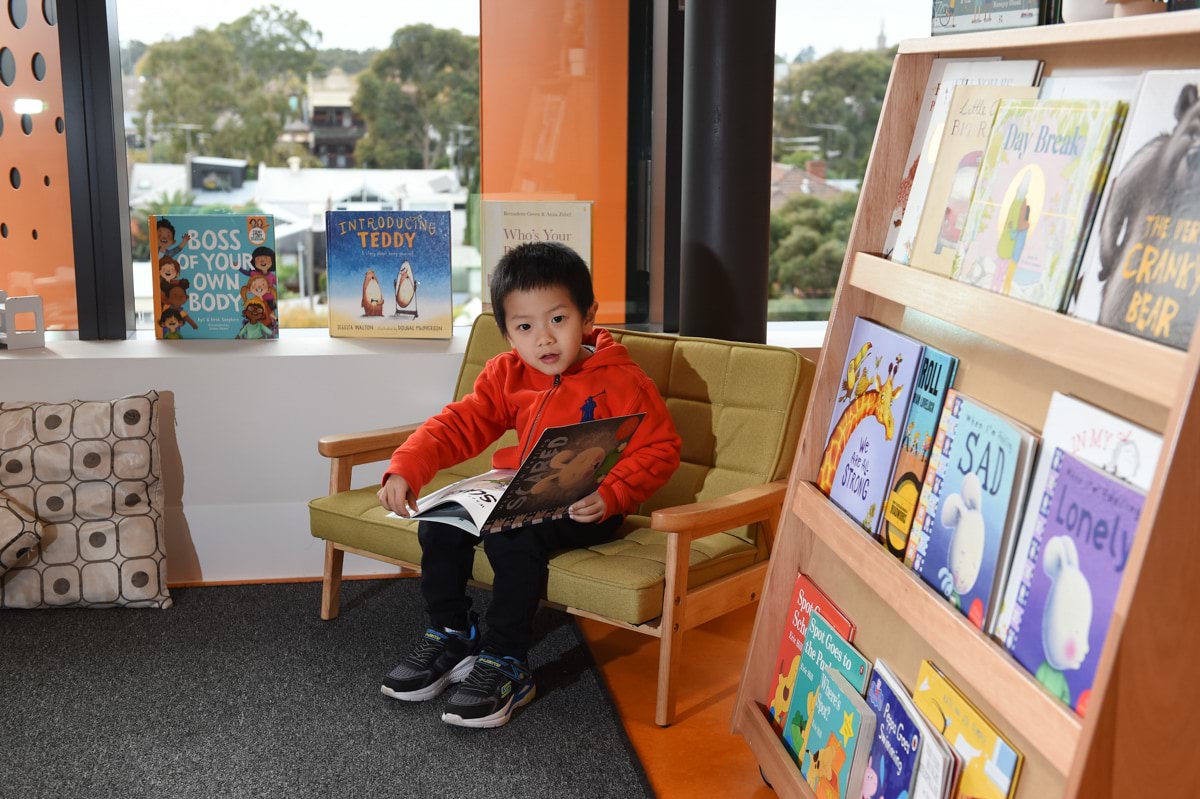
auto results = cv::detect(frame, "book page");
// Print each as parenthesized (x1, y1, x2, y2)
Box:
(389, 469, 516, 534)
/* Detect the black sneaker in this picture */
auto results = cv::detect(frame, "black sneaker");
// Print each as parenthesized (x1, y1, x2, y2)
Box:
(441, 652, 536, 728)
(381, 617, 480, 702)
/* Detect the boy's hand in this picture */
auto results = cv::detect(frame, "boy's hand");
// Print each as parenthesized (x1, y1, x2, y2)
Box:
(568, 491, 606, 524)
(378, 474, 418, 517)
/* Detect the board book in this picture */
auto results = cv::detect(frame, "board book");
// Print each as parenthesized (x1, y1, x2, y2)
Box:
(991, 392, 1163, 642)
(1003, 449, 1146, 717)
(908, 390, 1037, 631)
(951, 99, 1127, 311)
(767, 573, 856, 736)
(395, 414, 643, 536)
(873, 660, 959, 799)
(781, 611, 872, 766)
(801, 668, 877, 799)
(881, 344, 959, 559)
(818, 317, 925, 537)
(325, 210, 452, 338)
(912, 660, 1023, 799)
(150, 214, 277, 340)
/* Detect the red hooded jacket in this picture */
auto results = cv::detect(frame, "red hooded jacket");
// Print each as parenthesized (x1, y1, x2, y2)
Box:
(384, 328, 682, 519)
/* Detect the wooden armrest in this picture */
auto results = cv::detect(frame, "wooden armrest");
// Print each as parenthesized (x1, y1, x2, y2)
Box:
(317, 423, 422, 460)
(650, 480, 788, 538)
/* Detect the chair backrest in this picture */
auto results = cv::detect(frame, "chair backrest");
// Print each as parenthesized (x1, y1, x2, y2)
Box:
(446, 313, 816, 548)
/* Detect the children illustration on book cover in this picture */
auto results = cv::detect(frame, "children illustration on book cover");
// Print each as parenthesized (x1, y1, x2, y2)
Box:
(325, 211, 452, 338)
(1005, 449, 1145, 716)
(819, 318, 924, 537)
(150, 215, 277, 340)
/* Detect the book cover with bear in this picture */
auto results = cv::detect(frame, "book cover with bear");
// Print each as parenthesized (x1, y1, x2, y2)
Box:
(1003, 448, 1146, 717)
(781, 611, 871, 767)
(150, 214, 277, 340)
(909, 390, 1037, 630)
(325, 210, 452, 339)
(767, 573, 856, 737)
(819, 317, 925, 538)
(1067, 70, 1200, 350)
(800, 668, 877, 799)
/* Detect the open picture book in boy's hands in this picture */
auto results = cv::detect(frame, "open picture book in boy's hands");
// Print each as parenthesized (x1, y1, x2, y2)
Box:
(389, 414, 644, 536)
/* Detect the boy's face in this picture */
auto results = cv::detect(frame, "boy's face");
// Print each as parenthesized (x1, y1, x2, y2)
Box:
(157, 227, 174, 248)
(503, 285, 597, 378)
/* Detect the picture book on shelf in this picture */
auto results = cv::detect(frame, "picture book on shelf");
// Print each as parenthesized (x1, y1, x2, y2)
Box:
(908, 390, 1037, 631)
(1067, 70, 1200, 350)
(864, 661, 923, 799)
(767, 573, 856, 736)
(912, 660, 1023, 799)
(481, 200, 592, 301)
(872, 660, 960, 799)
(931, 0, 1040, 36)
(800, 668, 877, 799)
(951, 99, 1127, 311)
(781, 611, 872, 765)
(887, 59, 1043, 265)
(392, 414, 643, 536)
(1004, 449, 1146, 716)
(325, 210, 452, 338)
(909, 84, 1040, 277)
(881, 345, 959, 559)
(992, 392, 1163, 642)
(818, 317, 924, 537)
(150, 214, 277, 340)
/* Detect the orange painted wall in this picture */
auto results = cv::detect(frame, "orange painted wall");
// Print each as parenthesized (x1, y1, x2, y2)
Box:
(479, 0, 628, 323)
(0, 2, 76, 329)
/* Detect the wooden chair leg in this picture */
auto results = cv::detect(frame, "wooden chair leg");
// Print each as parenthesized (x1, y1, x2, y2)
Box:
(656, 532, 691, 726)
(321, 541, 345, 620)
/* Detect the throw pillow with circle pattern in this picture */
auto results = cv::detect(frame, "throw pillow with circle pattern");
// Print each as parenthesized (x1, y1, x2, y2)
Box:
(0, 392, 171, 609)
(0, 492, 41, 574)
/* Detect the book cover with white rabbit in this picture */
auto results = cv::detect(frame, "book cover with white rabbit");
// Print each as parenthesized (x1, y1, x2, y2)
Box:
(1004, 448, 1145, 717)
(910, 390, 1036, 630)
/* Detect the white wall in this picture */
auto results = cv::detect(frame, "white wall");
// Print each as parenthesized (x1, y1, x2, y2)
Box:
(0, 331, 468, 584)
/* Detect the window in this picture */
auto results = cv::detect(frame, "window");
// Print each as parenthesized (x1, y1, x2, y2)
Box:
(769, 1, 930, 323)
(114, 2, 481, 331)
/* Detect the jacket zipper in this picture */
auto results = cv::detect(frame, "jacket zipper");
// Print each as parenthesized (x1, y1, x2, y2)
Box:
(520, 374, 560, 461)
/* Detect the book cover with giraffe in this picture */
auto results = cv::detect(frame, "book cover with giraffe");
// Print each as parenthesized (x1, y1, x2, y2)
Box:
(818, 318, 925, 537)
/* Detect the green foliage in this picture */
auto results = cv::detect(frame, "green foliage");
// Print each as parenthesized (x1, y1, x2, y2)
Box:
(353, 24, 479, 178)
(130, 190, 198, 262)
(136, 6, 320, 166)
(315, 48, 379, 76)
(781, 150, 819, 169)
(768, 192, 859, 299)
(773, 48, 895, 180)
(121, 40, 148, 75)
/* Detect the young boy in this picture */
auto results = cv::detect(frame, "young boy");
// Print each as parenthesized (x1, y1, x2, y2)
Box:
(377, 241, 681, 728)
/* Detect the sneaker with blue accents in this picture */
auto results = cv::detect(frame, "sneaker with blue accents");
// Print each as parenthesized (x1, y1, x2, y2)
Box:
(441, 652, 536, 728)
(381, 616, 480, 702)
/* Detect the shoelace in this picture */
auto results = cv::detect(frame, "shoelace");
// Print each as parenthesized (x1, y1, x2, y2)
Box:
(403, 631, 447, 669)
(461, 658, 521, 693)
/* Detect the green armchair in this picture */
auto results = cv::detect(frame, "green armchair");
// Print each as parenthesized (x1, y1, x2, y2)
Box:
(308, 313, 815, 725)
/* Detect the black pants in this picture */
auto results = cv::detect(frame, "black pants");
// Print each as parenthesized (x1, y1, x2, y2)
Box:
(417, 515, 623, 661)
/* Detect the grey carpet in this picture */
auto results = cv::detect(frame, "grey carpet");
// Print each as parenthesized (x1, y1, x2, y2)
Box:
(0, 579, 654, 799)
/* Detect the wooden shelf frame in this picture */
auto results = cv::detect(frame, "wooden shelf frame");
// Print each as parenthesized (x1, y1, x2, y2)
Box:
(792, 481, 1082, 775)
(850, 253, 1187, 409)
(734, 14, 1200, 799)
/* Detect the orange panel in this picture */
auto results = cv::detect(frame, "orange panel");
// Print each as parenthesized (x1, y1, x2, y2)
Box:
(0, 2, 76, 330)
(480, 0, 628, 324)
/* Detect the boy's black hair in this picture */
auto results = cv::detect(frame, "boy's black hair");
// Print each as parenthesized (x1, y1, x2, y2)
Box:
(158, 307, 183, 325)
(251, 246, 276, 268)
(157, 218, 175, 237)
(490, 241, 594, 335)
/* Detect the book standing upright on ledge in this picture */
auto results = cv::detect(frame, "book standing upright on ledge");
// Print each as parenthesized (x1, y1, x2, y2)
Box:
(325, 210, 452, 339)
(391, 414, 643, 536)
(150, 214, 277, 340)
(766, 573, 856, 736)
(480, 200, 592, 306)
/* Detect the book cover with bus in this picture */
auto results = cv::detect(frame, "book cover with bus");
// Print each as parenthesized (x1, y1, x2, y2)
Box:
(325, 210, 452, 339)
(150, 214, 277, 340)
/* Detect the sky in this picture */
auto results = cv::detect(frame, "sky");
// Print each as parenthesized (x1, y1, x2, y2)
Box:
(114, 0, 932, 59)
